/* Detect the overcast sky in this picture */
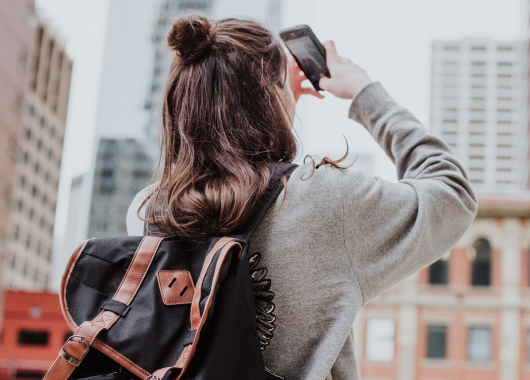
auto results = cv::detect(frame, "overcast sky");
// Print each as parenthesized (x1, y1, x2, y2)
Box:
(35, 0, 525, 244)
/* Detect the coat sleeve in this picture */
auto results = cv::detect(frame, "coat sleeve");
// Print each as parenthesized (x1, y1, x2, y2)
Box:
(335, 82, 477, 304)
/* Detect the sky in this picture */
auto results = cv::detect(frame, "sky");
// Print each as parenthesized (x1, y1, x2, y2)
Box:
(34, 0, 525, 262)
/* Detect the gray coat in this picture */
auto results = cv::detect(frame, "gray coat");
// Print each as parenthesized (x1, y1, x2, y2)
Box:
(127, 82, 478, 380)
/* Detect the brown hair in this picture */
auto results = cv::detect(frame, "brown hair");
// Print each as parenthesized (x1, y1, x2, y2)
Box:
(141, 14, 295, 240)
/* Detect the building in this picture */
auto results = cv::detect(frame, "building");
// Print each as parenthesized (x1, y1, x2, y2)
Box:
(430, 39, 526, 195)
(0, 0, 36, 276)
(69, 1, 158, 249)
(2, 17, 72, 291)
(0, 291, 69, 379)
(88, 139, 153, 238)
(93, 0, 157, 140)
(354, 198, 530, 380)
(50, 174, 92, 291)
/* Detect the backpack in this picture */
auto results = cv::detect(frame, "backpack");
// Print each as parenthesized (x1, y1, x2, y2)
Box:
(44, 163, 297, 380)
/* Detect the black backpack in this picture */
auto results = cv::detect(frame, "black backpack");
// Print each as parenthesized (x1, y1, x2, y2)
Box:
(44, 163, 296, 380)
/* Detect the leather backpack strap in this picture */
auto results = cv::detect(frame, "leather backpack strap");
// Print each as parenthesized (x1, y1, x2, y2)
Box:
(151, 237, 242, 380)
(44, 236, 164, 380)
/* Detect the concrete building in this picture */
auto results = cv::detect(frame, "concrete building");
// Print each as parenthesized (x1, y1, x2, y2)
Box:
(2, 17, 72, 291)
(71, 1, 158, 246)
(355, 198, 530, 380)
(88, 139, 153, 238)
(0, 0, 35, 270)
(50, 174, 92, 292)
(430, 39, 526, 195)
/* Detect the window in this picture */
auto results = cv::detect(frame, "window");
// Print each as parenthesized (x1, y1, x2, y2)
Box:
(427, 325, 447, 358)
(429, 256, 449, 285)
(14, 371, 45, 379)
(18, 330, 49, 346)
(101, 169, 114, 178)
(527, 330, 530, 362)
(468, 327, 491, 362)
(471, 239, 491, 286)
(366, 318, 395, 362)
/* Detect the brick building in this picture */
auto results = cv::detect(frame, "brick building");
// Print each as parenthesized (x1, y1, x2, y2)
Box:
(355, 198, 530, 380)
(0, 291, 69, 379)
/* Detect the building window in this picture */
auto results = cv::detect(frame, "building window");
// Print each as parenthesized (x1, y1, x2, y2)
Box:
(468, 327, 492, 362)
(18, 330, 49, 346)
(366, 318, 395, 362)
(471, 239, 491, 286)
(527, 330, 530, 362)
(14, 370, 45, 379)
(429, 254, 449, 285)
(427, 325, 447, 358)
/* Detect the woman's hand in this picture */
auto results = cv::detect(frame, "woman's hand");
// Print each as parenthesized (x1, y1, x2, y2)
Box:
(319, 40, 373, 100)
(288, 55, 324, 103)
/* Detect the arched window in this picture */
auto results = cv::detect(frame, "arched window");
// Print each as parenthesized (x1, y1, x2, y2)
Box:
(471, 238, 491, 286)
(429, 253, 450, 285)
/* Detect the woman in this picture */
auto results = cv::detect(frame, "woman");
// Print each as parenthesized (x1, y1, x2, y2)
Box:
(127, 14, 477, 380)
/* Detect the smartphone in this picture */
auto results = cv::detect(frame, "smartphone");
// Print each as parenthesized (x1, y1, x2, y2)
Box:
(279, 25, 330, 91)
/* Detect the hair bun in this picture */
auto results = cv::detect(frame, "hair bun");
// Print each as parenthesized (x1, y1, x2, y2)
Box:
(168, 14, 213, 64)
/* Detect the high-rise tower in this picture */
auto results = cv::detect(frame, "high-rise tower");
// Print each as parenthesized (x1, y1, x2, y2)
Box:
(430, 39, 525, 194)
(3, 16, 73, 290)
(0, 0, 36, 282)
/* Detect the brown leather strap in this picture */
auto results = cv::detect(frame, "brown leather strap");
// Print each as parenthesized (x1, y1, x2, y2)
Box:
(44, 236, 164, 380)
(114, 236, 164, 304)
(190, 237, 237, 329)
(153, 239, 242, 380)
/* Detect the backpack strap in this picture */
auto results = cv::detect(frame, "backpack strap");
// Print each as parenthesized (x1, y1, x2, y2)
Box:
(241, 162, 297, 242)
(44, 236, 164, 380)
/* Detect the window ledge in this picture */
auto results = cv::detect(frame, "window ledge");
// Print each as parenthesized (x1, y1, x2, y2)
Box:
(464, 361, 496, 370)
(421, 358, 452, 368)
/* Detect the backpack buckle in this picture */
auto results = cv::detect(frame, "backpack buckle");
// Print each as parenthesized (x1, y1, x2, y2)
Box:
(60, 335, 89, 366)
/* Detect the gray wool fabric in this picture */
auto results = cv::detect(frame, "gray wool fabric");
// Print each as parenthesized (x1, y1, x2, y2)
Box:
(126, 82, 478, 380)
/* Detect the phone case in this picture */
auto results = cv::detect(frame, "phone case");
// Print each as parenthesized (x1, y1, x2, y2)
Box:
(279, 25, 330, 91)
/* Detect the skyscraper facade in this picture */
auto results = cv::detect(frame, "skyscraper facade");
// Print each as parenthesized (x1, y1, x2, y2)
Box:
(3, 16, 72, 291)
(430, 39, 526, 195)
(0, 0, 35, 268)
(78, 1, 158, 242)
(88, 139, 153, 238)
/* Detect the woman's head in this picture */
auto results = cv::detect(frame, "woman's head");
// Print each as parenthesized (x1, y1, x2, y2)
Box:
(143, 14, 297, 240)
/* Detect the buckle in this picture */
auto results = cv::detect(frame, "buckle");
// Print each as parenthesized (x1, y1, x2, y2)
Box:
(59, 335, 89, 367)
(144, 376, 160, 380)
